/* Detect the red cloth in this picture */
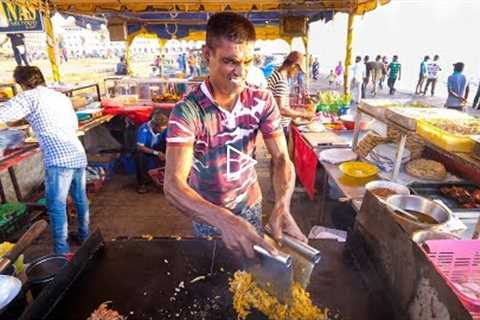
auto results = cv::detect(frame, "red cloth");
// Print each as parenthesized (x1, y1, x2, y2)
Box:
(291, 126, 317, 200)
(101, 99, 176, 125)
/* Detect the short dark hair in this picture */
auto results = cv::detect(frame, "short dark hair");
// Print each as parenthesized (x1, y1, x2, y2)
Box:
(434, 54, 439, 60)
(393, 55, 399, 60)
(424, 55, 430, 60)
(454, 62, 464, 73)
(150, 110, 169, 127)
(376, 55, 381, 61)
(206, 12, 256, 50)
(355, 56, 362, 62)
(13, 66, 46, 90)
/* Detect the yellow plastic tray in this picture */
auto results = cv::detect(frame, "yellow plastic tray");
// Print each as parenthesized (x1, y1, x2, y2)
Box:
(416, 119, 475, 153)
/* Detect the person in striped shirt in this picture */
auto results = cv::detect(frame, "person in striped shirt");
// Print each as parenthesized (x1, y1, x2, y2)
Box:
(267, 51, 315, 136)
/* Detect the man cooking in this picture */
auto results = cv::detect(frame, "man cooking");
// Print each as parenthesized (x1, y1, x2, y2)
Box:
(164, 12, 307, 258)
(0, 66, 89, 256)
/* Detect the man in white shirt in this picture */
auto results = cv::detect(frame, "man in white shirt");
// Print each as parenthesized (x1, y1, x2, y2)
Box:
(423, 54, 442, 96)
(350, 56, 365, 104)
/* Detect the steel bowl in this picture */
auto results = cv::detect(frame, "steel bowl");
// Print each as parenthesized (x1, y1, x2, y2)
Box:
(386, 195, 451, 234)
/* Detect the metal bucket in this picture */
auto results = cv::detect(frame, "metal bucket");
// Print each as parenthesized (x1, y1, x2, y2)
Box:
(386, 195, 451, 235)
(25, 255, 68, 298)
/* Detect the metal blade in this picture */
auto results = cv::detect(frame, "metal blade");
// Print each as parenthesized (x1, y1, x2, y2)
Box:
(245, 237, 293, 304)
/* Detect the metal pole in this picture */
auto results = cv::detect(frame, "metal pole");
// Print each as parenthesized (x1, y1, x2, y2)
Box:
(343, 12, 355, 95)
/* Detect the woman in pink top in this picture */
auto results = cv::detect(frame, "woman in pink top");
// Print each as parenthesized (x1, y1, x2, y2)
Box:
(335, 61, 343, 88)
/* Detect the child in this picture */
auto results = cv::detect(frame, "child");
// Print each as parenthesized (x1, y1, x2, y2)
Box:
(327, 70, 337, 88)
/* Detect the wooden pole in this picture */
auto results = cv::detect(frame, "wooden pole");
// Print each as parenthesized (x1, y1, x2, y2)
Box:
(43, 5, 61, 82)
(343, 12, 355, 95)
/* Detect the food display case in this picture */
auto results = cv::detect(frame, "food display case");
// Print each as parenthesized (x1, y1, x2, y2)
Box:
(104, 77, 201, 102)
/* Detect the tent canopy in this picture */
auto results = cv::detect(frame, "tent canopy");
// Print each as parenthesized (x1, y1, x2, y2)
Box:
(10, 0, 390, 41)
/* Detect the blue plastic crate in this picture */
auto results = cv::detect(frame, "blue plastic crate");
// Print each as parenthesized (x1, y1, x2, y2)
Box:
(119, 155, 136, 175)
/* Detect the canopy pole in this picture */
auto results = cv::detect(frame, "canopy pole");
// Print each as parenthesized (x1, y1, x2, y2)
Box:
(343, 12, 355, 95)
(302, 35, 310, 93)
(43, 5, 61, 82)
(125, 38, 133, 76)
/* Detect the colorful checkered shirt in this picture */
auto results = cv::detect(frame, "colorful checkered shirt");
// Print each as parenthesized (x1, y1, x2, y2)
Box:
(0, 86, 87, 168)
(167, 81, 283, 213)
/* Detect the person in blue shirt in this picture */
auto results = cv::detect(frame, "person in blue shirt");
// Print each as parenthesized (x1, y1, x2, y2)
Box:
(115, 56, 127, 75)
(135, 110, 168, 193)
(415, 55, 429, 94)
(445, 62, 469, 111)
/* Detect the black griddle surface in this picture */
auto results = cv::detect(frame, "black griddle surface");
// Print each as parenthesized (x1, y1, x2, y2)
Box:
(46, 238, 395, 320)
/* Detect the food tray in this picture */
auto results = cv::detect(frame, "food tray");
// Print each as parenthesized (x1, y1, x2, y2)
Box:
(358, 99, 402, 121)
(423, 240, 480, 316)
(416, 119, 475, 153)
(385, 107, 425, 131)
(409, 182, 480, 212)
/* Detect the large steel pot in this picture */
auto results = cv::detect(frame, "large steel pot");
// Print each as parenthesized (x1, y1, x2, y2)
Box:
(386, 195, 451, 234)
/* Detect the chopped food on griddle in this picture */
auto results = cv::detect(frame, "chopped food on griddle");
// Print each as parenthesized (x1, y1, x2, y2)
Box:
(229, 271, 329, 320)
(87, 301, 125, 320)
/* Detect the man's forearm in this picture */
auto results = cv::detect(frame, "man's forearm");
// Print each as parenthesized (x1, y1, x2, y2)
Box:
(164, 177, 234, 229)
(271, 154, 295, 208)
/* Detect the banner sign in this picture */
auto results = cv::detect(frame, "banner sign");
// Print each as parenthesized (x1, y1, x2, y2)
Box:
(0, 1, 44, 33)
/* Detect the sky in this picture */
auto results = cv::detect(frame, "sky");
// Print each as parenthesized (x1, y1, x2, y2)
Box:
(306, 0, 480, 96)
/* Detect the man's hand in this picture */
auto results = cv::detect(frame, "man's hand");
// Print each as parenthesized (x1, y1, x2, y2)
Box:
(218, 214, 278, 259)
(267, 203, 307, 244)
(158, 152, 166, 161)
(301, 112, 315, 121)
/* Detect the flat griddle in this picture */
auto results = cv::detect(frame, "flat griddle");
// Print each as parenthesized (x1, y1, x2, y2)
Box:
(20, 230, 396, 320)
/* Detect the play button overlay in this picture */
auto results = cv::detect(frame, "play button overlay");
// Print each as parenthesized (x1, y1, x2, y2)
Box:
(226, 145, 257, 181)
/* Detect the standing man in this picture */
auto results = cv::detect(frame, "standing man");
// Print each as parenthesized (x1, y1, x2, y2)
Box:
(379, 56, 389, 90)
(415, 55, 430, 94)
(267, 51, 314, 135)
(361, 55, 371, 99)
(350, 56, 365, 106)
(0, 33, 29, 66)
(164, 12, 306, 258)
(312, 58, 320, 80)
(370, 55, 383, 96)
(473, 81, 480, 110)
(445, 62, 469, 111)
(423, 54, 441, 96)
(0, 66, 89, 255)
(387, 55, 401, 95)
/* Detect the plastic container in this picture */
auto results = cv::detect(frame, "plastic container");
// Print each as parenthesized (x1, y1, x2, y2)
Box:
(416, 119, 475, 153)
(120, 155, 136, 175)
(423, 240, 480, 316)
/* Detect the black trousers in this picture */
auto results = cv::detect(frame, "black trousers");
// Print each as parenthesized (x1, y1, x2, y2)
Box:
(135, 151, 162, 185)
(423, 78, 437, 96)
(473, 85, 480, 109)
(12, 46, 29, 66)
(387, 78, 397, 95)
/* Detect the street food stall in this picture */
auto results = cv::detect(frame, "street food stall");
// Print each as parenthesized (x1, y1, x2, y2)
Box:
(12, 1, 480, 320)
(290, 96, 480, 319)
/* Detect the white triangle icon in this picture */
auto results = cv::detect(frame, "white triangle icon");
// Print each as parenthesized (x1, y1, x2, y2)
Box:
(226, 145, 257, 181)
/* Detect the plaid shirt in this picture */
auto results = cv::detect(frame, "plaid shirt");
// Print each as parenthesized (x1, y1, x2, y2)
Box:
(0, 86, 87, 168)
